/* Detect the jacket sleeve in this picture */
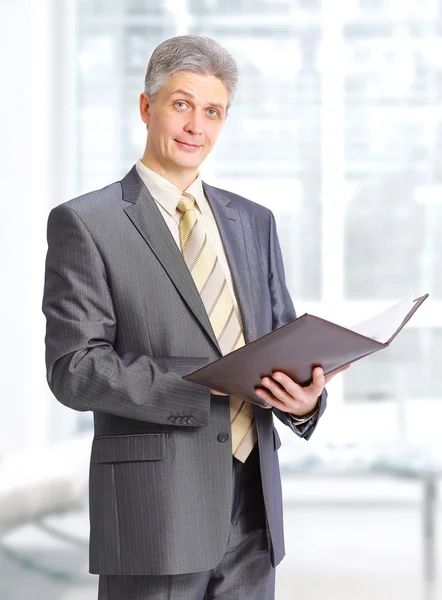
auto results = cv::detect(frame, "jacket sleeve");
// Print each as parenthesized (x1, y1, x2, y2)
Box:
(266, 211, 327, 439)
(42, 203, 211, 426)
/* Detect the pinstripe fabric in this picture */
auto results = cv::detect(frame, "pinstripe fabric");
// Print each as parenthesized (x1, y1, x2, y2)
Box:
(98, 446, 275, 599)
(177, 192, 257, 462)
(42, 165, 324, 577)
(98, 524, 274, 600)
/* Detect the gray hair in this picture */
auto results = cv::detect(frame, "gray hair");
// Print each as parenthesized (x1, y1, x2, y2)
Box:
(144, 35, 238, 111)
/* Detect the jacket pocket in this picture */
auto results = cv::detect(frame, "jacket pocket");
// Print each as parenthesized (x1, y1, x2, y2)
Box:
(91, 433, 167, 463)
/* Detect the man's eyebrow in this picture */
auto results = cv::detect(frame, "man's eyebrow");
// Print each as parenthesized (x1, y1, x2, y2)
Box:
(170, 89, 226, 111)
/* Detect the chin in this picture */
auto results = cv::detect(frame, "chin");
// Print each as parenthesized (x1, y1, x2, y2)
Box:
(171, 150, 206, 170)
(175, 159, 203, 171)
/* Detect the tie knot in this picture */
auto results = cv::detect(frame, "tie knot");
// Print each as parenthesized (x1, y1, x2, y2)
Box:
(177, 193, 196, 214)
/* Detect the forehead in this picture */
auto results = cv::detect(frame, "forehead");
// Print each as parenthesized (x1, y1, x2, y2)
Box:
(162, 71, 229, 107)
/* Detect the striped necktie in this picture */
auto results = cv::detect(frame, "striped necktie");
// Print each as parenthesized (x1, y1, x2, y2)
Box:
(178, 192, 257, 462)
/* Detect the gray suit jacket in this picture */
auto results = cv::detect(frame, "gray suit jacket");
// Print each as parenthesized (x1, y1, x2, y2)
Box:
(42, 165, 326, 576)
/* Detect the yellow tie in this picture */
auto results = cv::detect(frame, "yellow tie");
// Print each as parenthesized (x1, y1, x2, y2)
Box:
(178, 192, 257, 462)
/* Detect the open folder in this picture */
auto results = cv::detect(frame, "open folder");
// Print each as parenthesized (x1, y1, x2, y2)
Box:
(183, 293, 429, 408)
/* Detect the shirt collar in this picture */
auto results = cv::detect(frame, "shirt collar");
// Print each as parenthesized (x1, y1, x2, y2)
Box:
(136, 159, 205, 216)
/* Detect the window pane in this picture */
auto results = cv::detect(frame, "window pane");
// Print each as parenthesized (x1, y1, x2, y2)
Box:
(344, 328, 439, 402)
(343, 16, 442, 299)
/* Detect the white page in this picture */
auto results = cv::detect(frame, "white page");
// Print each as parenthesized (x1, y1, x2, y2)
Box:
(349, 295, 417, 343)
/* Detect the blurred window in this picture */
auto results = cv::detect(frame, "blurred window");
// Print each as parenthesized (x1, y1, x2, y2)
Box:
(69, 0, 442, 443)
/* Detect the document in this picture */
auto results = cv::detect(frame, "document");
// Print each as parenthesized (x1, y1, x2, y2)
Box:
(183, 294, 428, 408)
(349, 294, 419, 343)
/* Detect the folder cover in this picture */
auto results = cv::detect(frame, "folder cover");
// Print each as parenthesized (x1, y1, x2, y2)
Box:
(183, 294, 429, 408)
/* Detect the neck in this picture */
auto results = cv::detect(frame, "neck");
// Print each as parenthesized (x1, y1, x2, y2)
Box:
(141, 152, 198, 192)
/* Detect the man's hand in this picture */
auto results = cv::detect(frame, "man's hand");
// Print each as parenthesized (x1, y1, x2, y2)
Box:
(254, 364, 350, 415)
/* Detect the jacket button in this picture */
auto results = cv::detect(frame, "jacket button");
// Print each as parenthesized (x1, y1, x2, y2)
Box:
(168, 417, 176, 424)
(217, 432, 229, 443)
(188, 417, 195, 424)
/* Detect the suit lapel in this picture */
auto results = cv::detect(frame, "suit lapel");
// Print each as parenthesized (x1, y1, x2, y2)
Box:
(203, 183, 258, 345)
(122, 166, 220, 352)
(121, 166, 257, 351)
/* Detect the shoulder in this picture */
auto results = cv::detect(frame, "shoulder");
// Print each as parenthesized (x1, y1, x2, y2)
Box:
(50, 181, 123, 220)
(203, 182, 273, 222)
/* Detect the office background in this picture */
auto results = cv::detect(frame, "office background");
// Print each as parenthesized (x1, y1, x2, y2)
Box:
(1, 0, 441, 598)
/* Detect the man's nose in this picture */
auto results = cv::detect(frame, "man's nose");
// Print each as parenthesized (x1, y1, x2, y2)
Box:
(184, 111, 204, 135)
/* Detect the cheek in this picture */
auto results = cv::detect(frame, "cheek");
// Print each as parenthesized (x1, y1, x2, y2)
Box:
(167, 112, 187, 132)
(154, 111, 181, 137)
(156, 124, 177, 150)
(206, 124, 223, 146)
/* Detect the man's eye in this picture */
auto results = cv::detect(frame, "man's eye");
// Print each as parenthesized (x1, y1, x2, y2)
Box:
(175, 101, 187, 109)
(207, 109, 219, 117)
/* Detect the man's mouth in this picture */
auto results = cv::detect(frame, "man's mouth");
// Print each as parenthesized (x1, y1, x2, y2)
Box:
(175, 139, 203, 150)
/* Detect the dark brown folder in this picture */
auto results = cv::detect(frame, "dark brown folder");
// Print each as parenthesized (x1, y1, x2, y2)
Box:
(183, 294, 429, 408)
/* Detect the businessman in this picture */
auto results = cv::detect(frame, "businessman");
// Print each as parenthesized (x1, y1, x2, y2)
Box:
(43, 35, 345, 599)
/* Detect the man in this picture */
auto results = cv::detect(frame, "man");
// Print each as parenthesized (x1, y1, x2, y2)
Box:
(43, 35, 345, 599)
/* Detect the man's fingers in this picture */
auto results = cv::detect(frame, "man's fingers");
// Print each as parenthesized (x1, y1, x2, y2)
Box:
(311, 366, 325, 391)
(270, 371, 303, 397)
(255, 385, 287, 410)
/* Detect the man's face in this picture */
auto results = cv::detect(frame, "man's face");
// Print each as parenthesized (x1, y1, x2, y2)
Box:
(140, 71, 229, 176)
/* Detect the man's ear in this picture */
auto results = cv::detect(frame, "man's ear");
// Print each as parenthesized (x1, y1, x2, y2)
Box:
(139, 92, 151, 126)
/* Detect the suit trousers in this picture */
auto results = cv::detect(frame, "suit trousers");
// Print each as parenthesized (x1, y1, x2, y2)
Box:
(97, 444, 275, 600)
